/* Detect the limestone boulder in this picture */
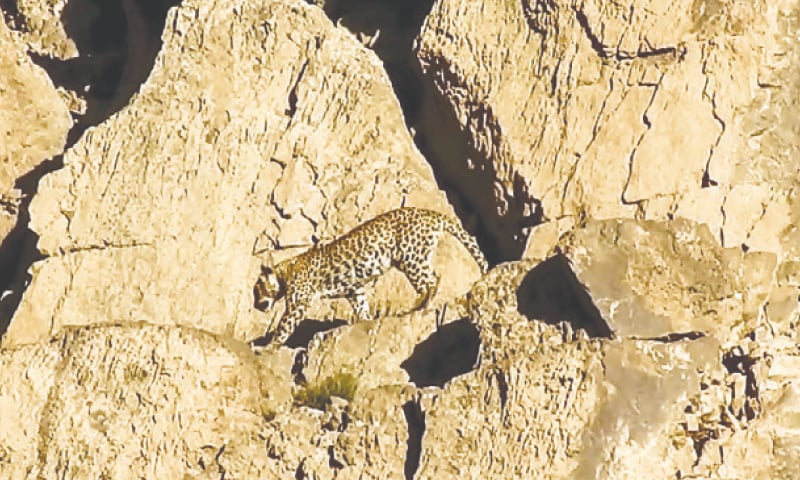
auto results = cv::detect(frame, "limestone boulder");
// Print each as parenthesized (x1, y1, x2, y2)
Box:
(0, 19, 70, 195)
(13, 0, 76, 59)
(0, 323, 285, 478)
(548, 218, 777, 343)
(3, 0, 476, 346)
(417, 0, 800, 260)
(414, 260, 722, 478)
(0, 321, 423, 479)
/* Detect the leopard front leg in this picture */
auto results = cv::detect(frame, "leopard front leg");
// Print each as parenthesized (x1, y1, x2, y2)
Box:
(346, 287, 372, 322)
(271, 296, 307, 345)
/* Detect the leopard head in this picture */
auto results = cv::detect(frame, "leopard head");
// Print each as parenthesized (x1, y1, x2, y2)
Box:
(253, 264, 285, 311)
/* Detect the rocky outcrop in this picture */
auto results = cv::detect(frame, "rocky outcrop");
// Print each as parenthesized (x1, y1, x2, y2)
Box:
(0, 20, 70, 185)
(0, 16, 71, 303)
(13, 0, 76, 58)
(2, 0, 470, 346)
(2, 217, 798, 477)
(418, 237, 799, 478)
(417, 0, 800, 260)
(0, 323, 288, 478)
(554, 218, 777, 342)
(0, 0, 799, 477)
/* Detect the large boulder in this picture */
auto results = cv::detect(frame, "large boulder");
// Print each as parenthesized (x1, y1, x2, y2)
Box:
(0, 323, 284, 478)
(3, 0, 476, 346)
(417, 0, 800, 260)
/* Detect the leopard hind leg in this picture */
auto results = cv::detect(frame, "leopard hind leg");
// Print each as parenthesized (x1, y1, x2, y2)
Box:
(401, 262, 440, 314)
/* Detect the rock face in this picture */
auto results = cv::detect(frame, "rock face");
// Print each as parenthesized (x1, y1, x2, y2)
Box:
(554, 218, 775, 342)
(3, 0, 471, 346)
(0, 323, 291, 478)
(0, 17, 71, 290)
(0, 0, 799, 478)
(417, 0, 800, 260)
(0, 20, 70, 192)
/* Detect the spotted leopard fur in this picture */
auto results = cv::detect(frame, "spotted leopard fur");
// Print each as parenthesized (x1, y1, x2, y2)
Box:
(254, 207, 488, 344)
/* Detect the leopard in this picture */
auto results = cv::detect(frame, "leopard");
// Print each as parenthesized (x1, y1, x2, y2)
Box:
(254, 207, 489, 344)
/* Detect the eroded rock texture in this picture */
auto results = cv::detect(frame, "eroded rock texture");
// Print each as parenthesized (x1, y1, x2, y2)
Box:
(3, 0, 475, 346)
(0, 323, 287, 478)
(0, 15, 71, 315)
(0, 0, 798, 477)
(417, 0, 800, 260)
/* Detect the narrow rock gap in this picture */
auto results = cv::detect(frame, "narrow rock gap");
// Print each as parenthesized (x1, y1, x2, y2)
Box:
(285, 319, 348, 349)
(414, 88, 543, 263)
(308, 0, 540, 265)
(627, 331, 706, 343)
(402, 399, 425, 480)
(327, 445, 344, 469)
(0, 0, 178, 334)
(250, 318, 347, 349)
(0, 159, 59, 335)
(291, 348, 308, 386)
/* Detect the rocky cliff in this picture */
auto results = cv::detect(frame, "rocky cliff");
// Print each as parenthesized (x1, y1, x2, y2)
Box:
(0, 0, 798, 478)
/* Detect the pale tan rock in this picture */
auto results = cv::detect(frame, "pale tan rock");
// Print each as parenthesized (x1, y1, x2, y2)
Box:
(522, 216, 575, 260)
(415, 260, 721, 478)
(331, 385, 414, 478)
(0, 323, 283, 479)
(766, 260, 800, 340)
(14, 0, 77, 59)
(672, 339, 800, 479)
(623, 47, 721, 202)
(553, 218, 777, 343)
(0, 15, 71, 298)
(5, 0, 462, 346)
(417, 0, 800, 259)
(261, 383, 414, 480)
(673, 186, 726, 238)
(0, 18, 71, 194)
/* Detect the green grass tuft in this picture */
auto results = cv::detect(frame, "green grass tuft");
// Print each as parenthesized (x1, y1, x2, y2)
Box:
(294, 371, 358, 410)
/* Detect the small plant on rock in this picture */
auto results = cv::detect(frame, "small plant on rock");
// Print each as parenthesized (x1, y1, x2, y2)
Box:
(294, 371, 358, 410)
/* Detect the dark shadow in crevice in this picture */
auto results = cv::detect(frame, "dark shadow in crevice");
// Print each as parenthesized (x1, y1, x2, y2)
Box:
(722, 347, 760, 420)
(516, 254, 612, 338)
(327, 445, 344, 470)
(632, 331, 705, 343)
(319, 0, 435, 128)
(310, 0, 541, 265)
(250, 318, 348, 350)
(0, 157, 63, 336)
(30, 0, 179, 149)
(413, 87, 543, 263)
(294, 463, 305, 480)
(400, 318, 480, 388)
(402, 399, 425, 480)
(285, 318, 348, 349)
